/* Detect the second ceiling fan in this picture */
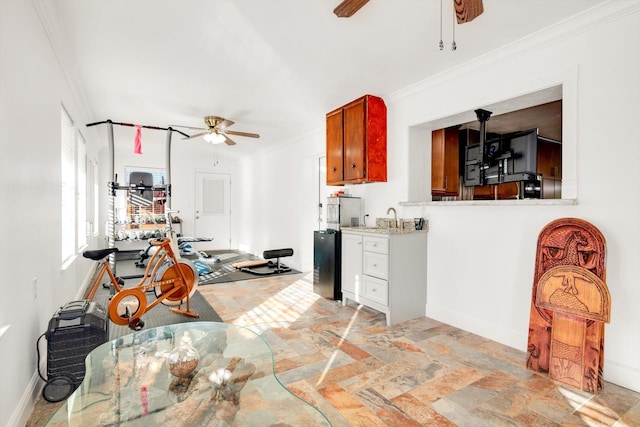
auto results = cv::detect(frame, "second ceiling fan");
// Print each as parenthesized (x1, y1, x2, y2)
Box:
(175, 116, 260, 146)
(334, 0, 484, 23)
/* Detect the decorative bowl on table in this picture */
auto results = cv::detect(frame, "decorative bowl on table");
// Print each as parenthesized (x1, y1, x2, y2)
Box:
(167, 332, 199, 378)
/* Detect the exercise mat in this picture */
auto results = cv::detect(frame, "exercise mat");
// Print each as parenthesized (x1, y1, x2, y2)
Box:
(91, 258, 224, 339)
(92, 290, 222, 339)
(193, 250, 301, 285)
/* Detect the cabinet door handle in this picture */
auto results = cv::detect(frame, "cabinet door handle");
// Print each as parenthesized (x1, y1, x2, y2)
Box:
(332, 167, 337, 172)
(351, 163, 356, 169)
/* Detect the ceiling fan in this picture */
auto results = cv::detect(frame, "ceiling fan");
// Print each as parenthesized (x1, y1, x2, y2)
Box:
(173, 116, 260, 146)
(334, 0, 484, 23)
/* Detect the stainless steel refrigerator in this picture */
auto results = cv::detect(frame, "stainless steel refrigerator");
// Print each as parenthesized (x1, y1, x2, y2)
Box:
(313, 230, 341, 300)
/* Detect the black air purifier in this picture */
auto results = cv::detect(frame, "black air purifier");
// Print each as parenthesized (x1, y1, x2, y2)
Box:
(45, 300, 109, 387)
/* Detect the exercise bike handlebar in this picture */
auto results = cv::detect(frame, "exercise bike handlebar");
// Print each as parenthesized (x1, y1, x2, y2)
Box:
(150, 237, 171, 246)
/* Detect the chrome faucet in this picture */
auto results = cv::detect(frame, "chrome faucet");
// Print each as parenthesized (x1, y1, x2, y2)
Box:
(386, 207, 398, 228)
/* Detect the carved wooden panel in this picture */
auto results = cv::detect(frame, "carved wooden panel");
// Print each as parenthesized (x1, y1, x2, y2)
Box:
(527, 218, 608, 393)
(534, 265, 610, 391)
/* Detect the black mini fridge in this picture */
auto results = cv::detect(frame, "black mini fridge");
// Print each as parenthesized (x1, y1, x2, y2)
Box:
(313, 230, 341, 300)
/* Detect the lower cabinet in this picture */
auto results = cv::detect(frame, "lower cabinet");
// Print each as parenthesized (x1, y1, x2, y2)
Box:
(341, 230, 427, 326)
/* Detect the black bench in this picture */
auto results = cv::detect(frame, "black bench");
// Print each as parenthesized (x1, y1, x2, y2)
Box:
(241, 248, 294, 275)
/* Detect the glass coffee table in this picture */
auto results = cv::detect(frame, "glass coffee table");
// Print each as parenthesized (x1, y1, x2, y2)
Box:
(46, 322, 331, 426)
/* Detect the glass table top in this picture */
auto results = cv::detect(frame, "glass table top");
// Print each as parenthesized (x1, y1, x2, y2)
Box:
(46, 321, 331, 426)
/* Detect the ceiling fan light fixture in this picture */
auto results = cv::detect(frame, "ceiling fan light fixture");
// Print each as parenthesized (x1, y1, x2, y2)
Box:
(203, 132, 226, 144)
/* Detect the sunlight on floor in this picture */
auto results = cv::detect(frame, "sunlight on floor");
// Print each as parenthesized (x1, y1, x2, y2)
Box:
(230, 273, 367, 385)
(232, 277, 322, 333)
(316, 305, 363, 386)
(558, 386, 626, 426)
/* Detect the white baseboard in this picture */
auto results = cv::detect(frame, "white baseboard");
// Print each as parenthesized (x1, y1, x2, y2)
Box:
(603, 359, 640, 393)
(8, 370, 43, 427)
(425, 303, 527, 351)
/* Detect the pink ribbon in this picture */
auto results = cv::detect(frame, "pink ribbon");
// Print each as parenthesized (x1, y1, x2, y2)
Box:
(134, 125, 143, 154)
(140, 385, 148, 415)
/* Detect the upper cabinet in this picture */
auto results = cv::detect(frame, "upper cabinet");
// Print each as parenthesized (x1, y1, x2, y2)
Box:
(537, 139, 562, 199)
(431, 127, 460, 196)
(326, 108, 344, 184)
(326, 95, 387, 186)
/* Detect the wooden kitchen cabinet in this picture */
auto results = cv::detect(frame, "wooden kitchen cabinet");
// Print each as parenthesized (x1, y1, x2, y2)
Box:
(537, 140, 562, 179)
(431, 127, 459, 196)
(326, 108, 344, 185)
(341, 230, 427, 326)
(472, 182, 520, 200)
(326, 95, 387, 185)
(537, 139, 562, 199)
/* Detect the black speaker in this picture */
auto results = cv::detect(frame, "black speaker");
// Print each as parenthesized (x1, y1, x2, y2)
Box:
(45, 300, 109, 386)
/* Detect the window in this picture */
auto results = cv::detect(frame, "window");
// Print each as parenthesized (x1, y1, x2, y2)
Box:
(114, 167, 167, 241)
(77, 132, 87, 249)
(90, 159, 99, 236)
(61, 106, 75, 264)
(61, 106, 90, 265)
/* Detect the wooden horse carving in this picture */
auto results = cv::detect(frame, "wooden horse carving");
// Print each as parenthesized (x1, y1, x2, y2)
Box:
(527, 218, 609, 393)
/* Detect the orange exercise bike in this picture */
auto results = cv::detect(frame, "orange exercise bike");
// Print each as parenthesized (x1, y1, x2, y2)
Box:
(83, 219, 199, 330)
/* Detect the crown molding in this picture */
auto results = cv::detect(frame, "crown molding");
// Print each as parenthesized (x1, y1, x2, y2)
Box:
(31, 0, 95, 123)
(389, 0, 640, 101)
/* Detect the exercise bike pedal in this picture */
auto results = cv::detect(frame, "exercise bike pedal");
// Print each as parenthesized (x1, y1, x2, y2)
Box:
(128, 317, 145, 331)
(123, 306, 145, 331)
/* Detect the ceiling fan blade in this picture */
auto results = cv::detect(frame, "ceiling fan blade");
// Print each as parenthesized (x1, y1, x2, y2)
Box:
(455, 0, 483, 24)
(225, 130, 260, 139)
(223, 135, 237, 146)
(183, 131, 210, 140)
(217, 119, 235, 130)
(333, 0, 369, 17)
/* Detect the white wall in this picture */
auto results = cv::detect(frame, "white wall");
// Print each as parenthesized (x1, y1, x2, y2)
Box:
(236, 130, 325, 269)
(340, 2, 640, 392)
(0, 2, 103, 426)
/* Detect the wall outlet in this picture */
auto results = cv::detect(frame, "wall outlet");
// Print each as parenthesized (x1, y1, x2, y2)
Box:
(32, 277, 38, 300)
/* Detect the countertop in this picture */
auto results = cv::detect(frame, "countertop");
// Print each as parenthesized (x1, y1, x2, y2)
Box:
(340, 223, 429, 235)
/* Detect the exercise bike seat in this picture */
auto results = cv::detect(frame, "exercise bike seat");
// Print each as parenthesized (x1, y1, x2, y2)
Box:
(83, 247, 119, 261)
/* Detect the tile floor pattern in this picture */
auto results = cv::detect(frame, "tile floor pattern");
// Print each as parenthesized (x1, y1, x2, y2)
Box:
(28, 272, 639, 426)
(198, 273, 639, 427)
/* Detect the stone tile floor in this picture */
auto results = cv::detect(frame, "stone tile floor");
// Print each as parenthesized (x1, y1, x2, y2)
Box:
(28, 272, 640, 426)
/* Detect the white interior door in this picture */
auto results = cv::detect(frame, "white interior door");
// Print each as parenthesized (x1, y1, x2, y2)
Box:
(194, 172, 231, 250)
